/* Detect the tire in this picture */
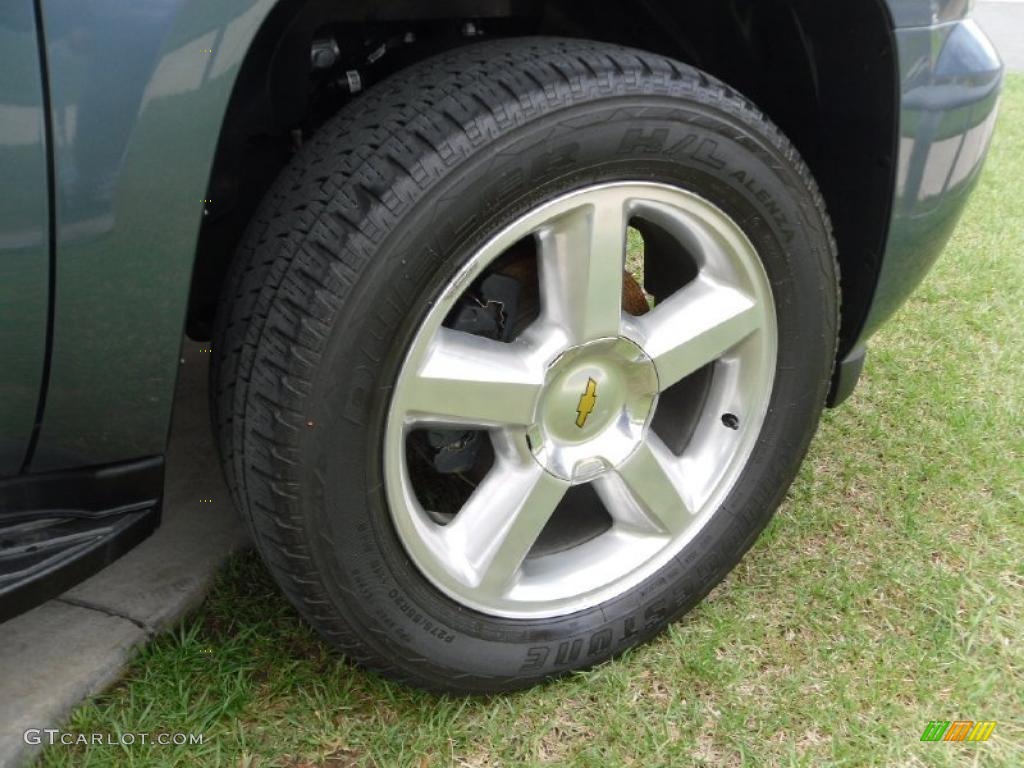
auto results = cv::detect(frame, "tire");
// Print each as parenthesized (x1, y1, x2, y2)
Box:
(211, 37, 838, 692)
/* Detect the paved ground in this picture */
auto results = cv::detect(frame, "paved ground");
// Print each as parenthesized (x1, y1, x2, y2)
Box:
(976, 1, 1024, 72)
(0, 342, 248, 768)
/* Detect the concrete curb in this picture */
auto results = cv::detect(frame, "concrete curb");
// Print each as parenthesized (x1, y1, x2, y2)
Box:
(0, 341, 248, 767)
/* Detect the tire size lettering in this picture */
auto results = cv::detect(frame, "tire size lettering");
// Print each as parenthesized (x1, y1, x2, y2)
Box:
(387, 589, 456, 643)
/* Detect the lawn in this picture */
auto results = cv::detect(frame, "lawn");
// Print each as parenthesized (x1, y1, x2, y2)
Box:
(41, 75, 1023, 767)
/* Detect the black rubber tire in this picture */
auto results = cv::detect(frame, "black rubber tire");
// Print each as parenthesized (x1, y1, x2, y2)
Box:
(210, 37, 838, 693)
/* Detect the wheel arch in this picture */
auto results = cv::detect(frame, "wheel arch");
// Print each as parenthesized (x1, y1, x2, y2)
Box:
(189, 0, 898, 363)
(31, 0, 895, 471)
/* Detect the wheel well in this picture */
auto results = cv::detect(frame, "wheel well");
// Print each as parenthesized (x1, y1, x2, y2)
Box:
(188, 0, 896, 357)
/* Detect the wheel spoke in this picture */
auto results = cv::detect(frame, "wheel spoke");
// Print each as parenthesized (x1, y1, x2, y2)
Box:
(386, 182, 778, 618)
(595, 435, 696, 536)
(442, 459, 568, 594)
(401, 328, 543, 427)
(537, 195, 627, 343)
(629, 274, 760, 390)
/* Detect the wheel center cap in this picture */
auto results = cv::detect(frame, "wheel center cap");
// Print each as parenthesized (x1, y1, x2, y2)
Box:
(527, 337, 659, 482)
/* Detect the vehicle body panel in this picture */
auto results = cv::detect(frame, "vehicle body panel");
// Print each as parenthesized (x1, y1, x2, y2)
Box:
(0, 2, 50, 476)
(30, 0, 274, 471)
(853, 17, 1002, 344)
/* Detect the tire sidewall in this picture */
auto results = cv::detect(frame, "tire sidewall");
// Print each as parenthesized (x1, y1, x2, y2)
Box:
(293, 98, 835, 689)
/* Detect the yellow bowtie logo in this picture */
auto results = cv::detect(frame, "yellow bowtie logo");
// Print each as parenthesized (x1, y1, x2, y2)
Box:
(575, 378, 598, 428)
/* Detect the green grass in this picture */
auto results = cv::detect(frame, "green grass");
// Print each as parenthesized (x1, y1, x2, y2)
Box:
(40, 76, 1024, 768)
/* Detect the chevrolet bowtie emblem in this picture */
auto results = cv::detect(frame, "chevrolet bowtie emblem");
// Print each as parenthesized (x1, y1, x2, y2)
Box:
(575, 377, 598, 428)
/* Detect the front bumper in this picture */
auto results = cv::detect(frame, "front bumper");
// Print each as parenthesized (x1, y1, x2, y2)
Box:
(829, 16, 1002, 406)
(855, 17, 1003, 347)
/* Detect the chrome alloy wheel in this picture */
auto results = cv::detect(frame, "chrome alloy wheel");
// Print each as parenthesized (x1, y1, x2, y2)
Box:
(384, 182, 777, 618)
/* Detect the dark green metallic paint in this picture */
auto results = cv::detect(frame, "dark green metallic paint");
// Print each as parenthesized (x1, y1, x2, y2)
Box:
(0, 3, 49, 476)
(31, 0, 276, 471)
(854, 18, 1002, 346)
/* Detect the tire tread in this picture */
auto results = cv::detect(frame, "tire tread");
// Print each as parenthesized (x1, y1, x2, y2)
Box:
(210, 37, 839, 690)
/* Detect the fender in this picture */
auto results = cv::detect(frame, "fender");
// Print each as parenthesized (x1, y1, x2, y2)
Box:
(31, 0, 278, 471)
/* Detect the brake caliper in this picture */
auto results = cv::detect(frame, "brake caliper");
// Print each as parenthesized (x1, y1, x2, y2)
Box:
(427, 273, 522, 474)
